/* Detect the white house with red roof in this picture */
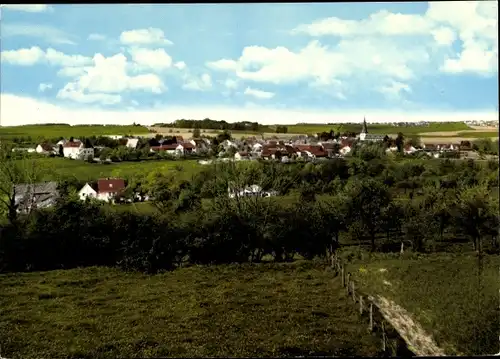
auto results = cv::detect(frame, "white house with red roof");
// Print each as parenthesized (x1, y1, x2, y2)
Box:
(78, 178, 126, 203)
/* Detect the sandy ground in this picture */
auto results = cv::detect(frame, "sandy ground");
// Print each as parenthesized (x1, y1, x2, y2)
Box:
(420, 136, 499, 144)
(468, 126, 499, 131)
(371, 294, 447, 356)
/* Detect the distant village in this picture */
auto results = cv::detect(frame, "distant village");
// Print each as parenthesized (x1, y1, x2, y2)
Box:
(9, 119, 494, 214)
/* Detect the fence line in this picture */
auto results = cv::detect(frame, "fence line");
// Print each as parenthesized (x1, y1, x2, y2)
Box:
(331, 254, 416, 357)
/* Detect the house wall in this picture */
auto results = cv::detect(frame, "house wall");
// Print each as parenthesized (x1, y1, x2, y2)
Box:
(97, 192, 115, 202)
(78, 184, 97, 201)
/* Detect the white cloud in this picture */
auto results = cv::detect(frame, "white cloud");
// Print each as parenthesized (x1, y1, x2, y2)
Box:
(128, 47, 173, 72)
(0, 4, 51, 12)
(207, 39, 429, 87)
(57, 66, 90, 78)
(428, 1, 498, 75)
(206, 59, 238, 71)
(120, 27, 173, 46)
(88, 33, 106, 41)
(182, 73, 212, 91)
(38, 83, 53, 92)
(1, 46, 92, 67)
(1, 47, 44, 66)
(244, 87, 275, 100)
(2, 94, 498, 127)
(57, 86, 122, 105)
(1, 24, 75, 45)
(290, 1, 498, 77)
(291, 10, 433, 37)
(56, 53, 165, 105)
(174, 61, 187, 70)
(377, 80, 412, 100)
(431, 27, 456, 47)
(224, 78, 239, 90)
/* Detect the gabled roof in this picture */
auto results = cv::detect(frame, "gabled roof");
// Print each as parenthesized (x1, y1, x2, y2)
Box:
(181, 142, 195, 149)
(39, 142, 55, 151)
(151, 144, 179, 151)
(63, 141, 82, 148)
(97, 178, 125, 194)
(14, 182, 58, 196)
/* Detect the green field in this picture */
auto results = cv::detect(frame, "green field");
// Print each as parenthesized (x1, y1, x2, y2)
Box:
(285, 122, 472, 135)
(0, 124, 149, 142)
(420, 131, 499, 138)
(0, 262, 381, 358)
(343, 252, 500, 356)
(22, 158, 202, 182)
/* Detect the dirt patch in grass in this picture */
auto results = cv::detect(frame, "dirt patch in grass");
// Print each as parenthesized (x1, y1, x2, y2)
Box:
(420, 136, 499, 144)
(0, 262, 381, 358)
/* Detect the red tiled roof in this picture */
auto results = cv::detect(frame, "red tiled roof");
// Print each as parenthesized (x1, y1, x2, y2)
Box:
(97, 178, 125, 193)
(39, 142, 55, 151)
(151, 144, 178, 151)
(63, 141, 82, 148)
(237, 151, 249, 156)
(181, 142, 195, 149)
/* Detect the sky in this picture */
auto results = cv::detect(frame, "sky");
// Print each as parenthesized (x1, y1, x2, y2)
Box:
(0, 2, 498, 126)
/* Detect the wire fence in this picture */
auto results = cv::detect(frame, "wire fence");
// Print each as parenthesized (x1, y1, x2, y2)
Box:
(331, 254, 418, 357)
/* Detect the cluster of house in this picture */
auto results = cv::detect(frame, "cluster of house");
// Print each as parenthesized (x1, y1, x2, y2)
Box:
(12, 178, 135, 214)
(12, 178, 277, 214)
(228, 184, 278, 198)
(12, 119, 480, 163)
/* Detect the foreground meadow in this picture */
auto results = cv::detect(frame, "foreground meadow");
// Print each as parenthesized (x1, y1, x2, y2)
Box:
(0, 125, 149, 142)
(343, 251, 500, 356)
(0, 262, 381, 359)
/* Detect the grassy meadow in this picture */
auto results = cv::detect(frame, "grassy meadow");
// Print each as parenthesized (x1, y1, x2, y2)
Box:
(0, 124, 149, 143)
(26, 157, 202, 182)
(0, 262, 381, 359)
(342, 251, 500, 356)
(284, 122, 473, 135)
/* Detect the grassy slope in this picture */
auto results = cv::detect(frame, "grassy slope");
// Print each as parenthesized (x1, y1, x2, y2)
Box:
(0, 262, 380, 359)
(285, 122, 472, 135)
(343, 252, 500, 356)
(0, 125, 149, 142)
(25, 158, 202, 182)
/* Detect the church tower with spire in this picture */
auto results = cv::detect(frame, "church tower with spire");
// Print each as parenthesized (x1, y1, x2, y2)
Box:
(360, 117, 368, 140)
(359, 116, 385, 142)
(361, 117, 368, 134)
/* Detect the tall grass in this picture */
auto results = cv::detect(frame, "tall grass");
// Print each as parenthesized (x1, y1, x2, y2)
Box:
(0, 262, 380, 358)
(343, 251, 500, 356)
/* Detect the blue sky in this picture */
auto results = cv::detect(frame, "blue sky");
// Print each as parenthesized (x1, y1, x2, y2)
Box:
(0, 2, 498, 126)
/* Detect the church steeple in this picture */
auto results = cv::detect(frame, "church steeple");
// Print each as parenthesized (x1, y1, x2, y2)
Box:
(361, 117, 368, 134)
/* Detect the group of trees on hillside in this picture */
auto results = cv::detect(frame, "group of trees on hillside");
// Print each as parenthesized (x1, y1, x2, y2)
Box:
(153, 119, 269, 132)
(1, 142, 498, 274)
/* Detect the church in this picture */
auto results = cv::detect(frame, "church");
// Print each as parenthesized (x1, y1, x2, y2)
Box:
(358, 117, 386, 142)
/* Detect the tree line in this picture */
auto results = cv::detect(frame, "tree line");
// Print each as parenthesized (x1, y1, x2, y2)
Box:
(153, 118, 271, 132)
(1, 142, 498, 274)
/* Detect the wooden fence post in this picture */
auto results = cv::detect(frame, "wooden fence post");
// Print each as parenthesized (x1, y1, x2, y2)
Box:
(381, 321, 386, 353)
(341, 266, 345, 287)
(359, 295, 363, 315)
(369, 302, 373, 332)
